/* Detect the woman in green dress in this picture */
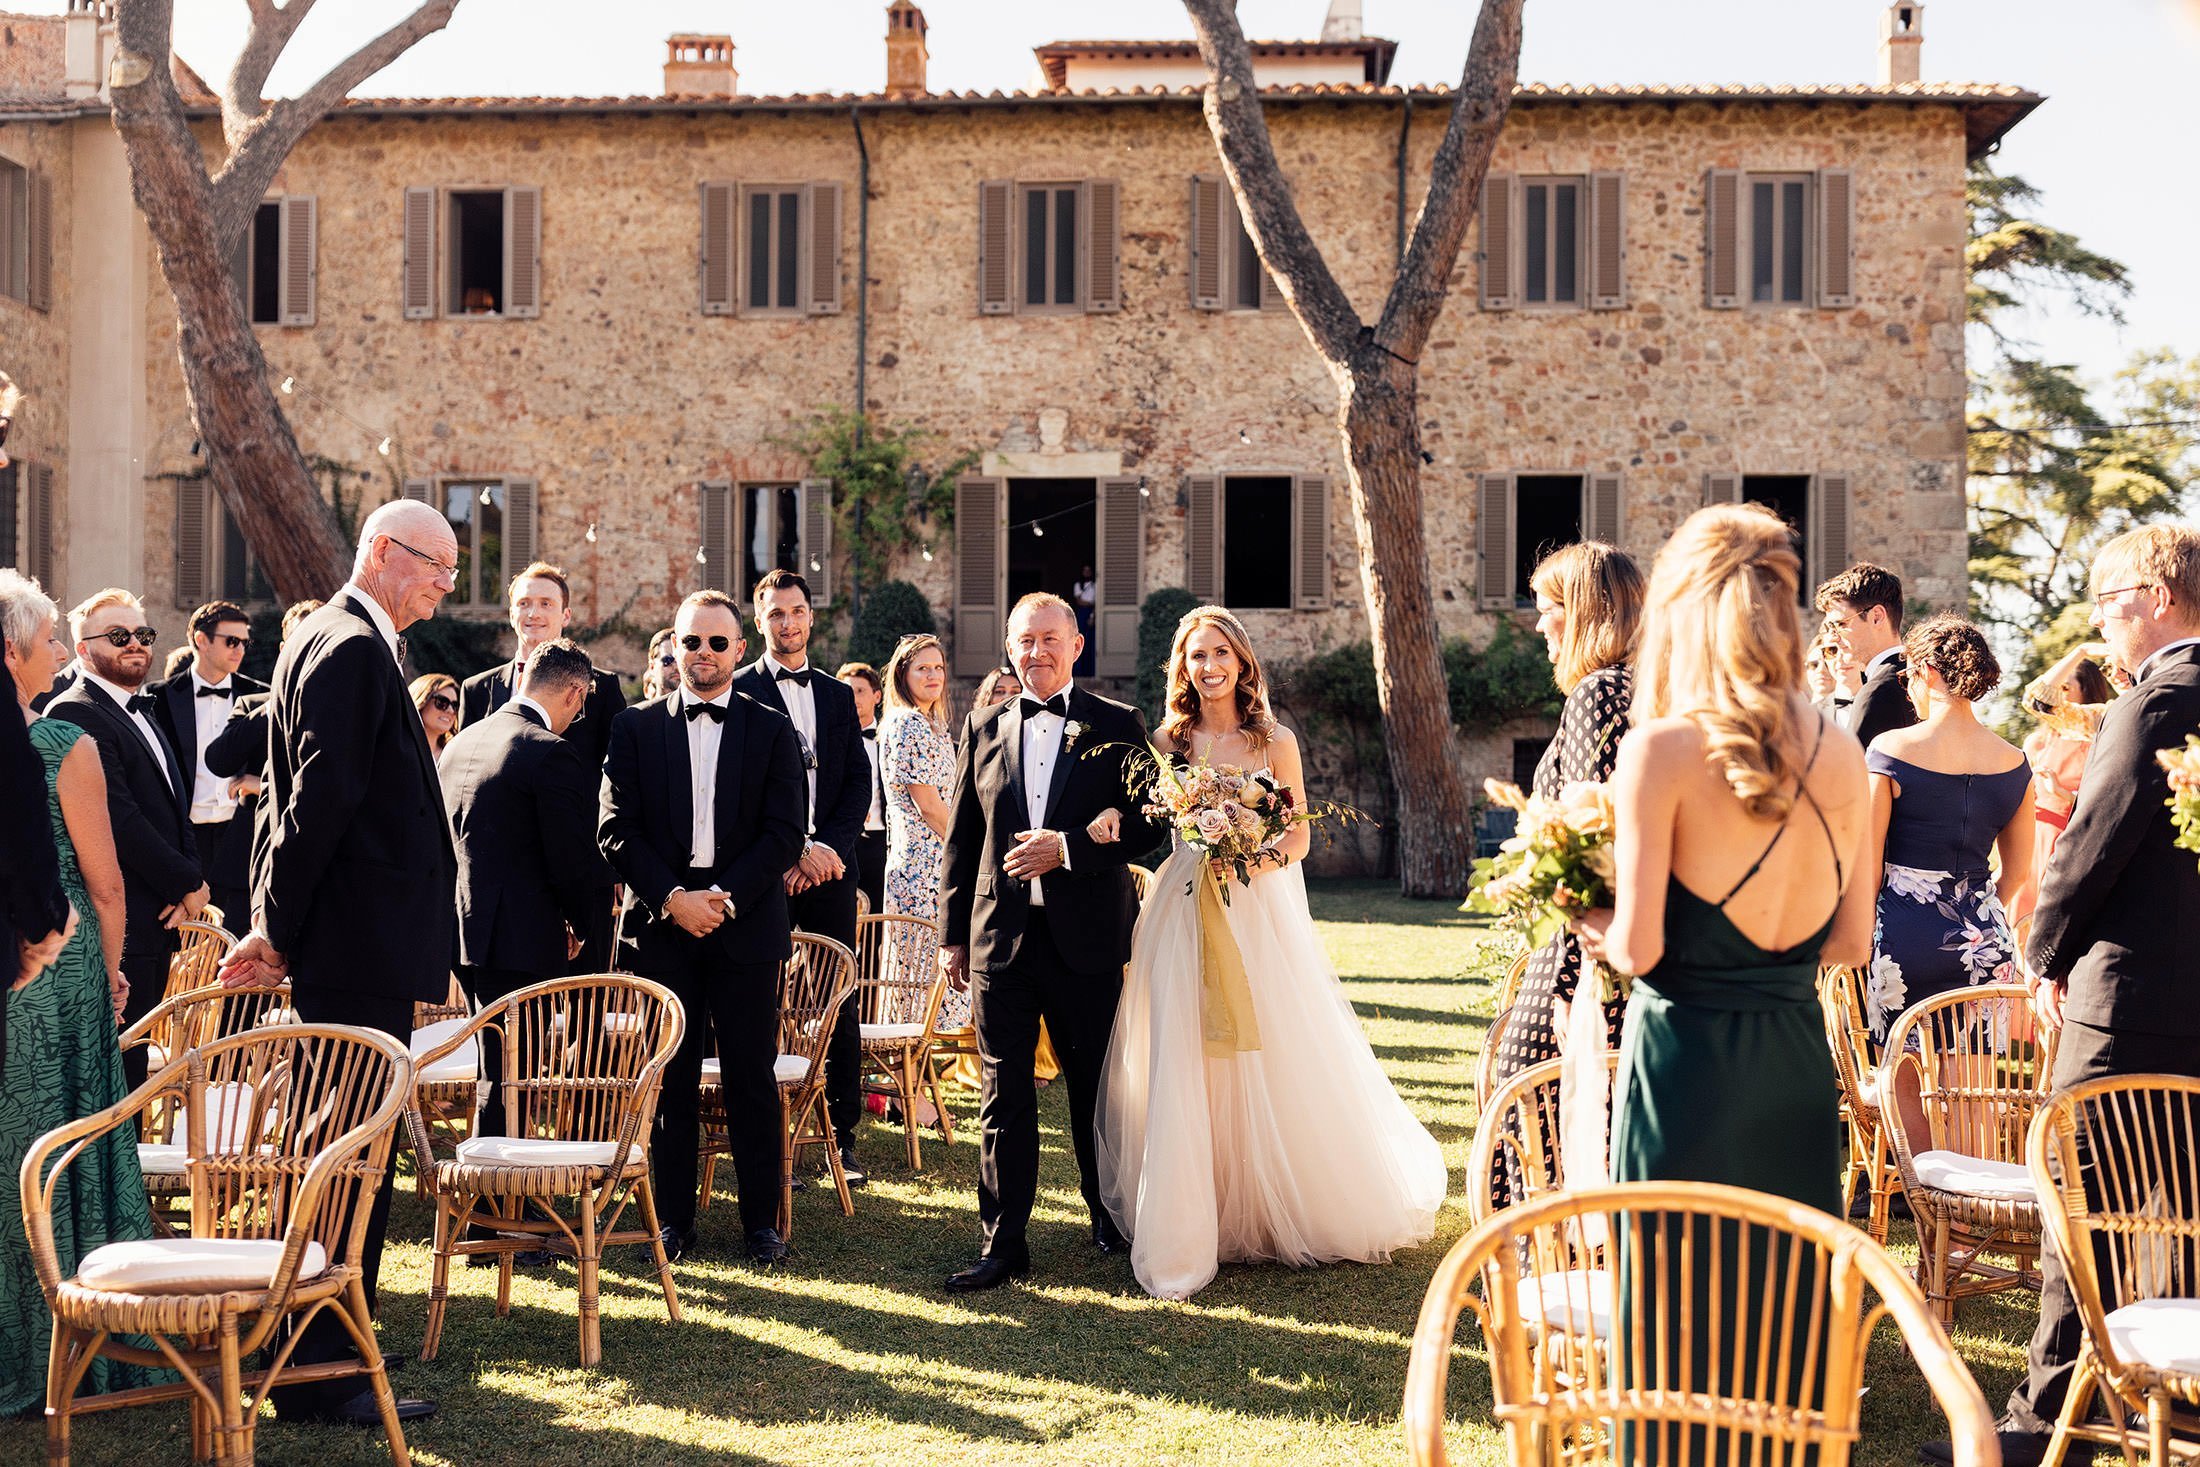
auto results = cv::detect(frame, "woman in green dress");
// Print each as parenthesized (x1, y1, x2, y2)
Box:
(1579, 505, 1874, 1462)
(1, 570, 166, 1413)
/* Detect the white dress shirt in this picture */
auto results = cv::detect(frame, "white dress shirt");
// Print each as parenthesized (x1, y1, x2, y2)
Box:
(681, 686, 731, 868)
(860, 721, 886, 832)
(1019, 685, 1074, 906)
(766, 653, 820, 831)
(83, 669, 175, 793)
(511, 692, 553, 727)
(188, 667, 239, 822)
(2138, 637, 2200, 683)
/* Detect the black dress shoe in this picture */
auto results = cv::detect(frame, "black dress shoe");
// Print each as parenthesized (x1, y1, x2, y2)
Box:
(1093, 1217, 1130, 1254)
(1918, 1426, 2062, 1466)
(839, 1146, 868, 1188)
(648, 1225, 698, 1264)
(304, 1389, 439, 1426)
(466, 1245, 558, 1269)
(746, 1228, 789, 1266)
(945, 1254, 1030, 1293)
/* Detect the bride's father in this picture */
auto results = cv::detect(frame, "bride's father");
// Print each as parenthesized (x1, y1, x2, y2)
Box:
(939, 593, 1162, 1292)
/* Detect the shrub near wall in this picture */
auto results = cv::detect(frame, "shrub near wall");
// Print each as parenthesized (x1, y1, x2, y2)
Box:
(848, 580, 938, 669)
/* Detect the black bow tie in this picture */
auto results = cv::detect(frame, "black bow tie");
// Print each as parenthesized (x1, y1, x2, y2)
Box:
(1019, 694, 1068, 719)
(196, 683, 236, 699)
(128, 693, 160, 716)
(684, 700, 727, 723)
(773, 666, 813, 687)
(861, 726, 877, 741)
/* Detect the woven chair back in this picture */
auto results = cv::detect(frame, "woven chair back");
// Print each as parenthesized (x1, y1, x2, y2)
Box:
(1818, 965, 1875, 1107)
(1466, 1052, 1623, 1225)
(124, 982, 298, 1145)
(853, 913, 946, 1029)
(780, 933, 857, 1071)
(163, 918, 232, 1007)
(483, 974, 683, 1147)
(1404, 1181, 1998, 1467)
(1472, 948, 1538, 1111)
(413, 970, 472, 1030)
(1129, 864, 1154, 903)
(1881, 983, 2054, 1165)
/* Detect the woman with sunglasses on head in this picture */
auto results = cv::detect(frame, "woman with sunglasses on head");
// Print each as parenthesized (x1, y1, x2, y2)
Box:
(410, 673, 461, 759)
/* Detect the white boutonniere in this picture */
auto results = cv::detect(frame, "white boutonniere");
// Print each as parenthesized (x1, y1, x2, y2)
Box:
(1062, 719, 1087, 753)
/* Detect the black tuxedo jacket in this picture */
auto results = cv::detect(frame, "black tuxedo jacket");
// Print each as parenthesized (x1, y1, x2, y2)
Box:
(203, 691, 270, 785)
(461, 660, 624, 775)
(598, 691, 806, 971)
(440, 701, 610, 978)
(2028, 642, 2200, 1036)
(147, 666, 269, 794)
(940, 685, 1163, 977)
(1847, 651, 1918, 751)
(45, 679, 199, 961)
(252, 593, 457, 1005)
(729, 657, 870, 876)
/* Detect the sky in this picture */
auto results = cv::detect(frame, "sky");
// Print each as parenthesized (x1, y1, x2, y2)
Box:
(18, 0, 2196, 387)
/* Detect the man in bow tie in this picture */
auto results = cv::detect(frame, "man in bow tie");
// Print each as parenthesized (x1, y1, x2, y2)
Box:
(45, 587, 207, 1081)
(147, 600, 265, 926)
(732, 569, 873, 1185)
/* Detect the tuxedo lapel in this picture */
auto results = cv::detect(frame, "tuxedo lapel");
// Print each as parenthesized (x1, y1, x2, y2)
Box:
(711, 693, 747, 859)
(745, 657, 791, 718)
(1002, 700, 1031, 829)
(662, 696, 694, 858)
(162, 678, 197, 774)
(1039, 690, 1082, 827)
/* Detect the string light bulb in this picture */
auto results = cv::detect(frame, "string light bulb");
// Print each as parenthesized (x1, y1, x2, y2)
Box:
(1031, 522, 1045, 537)
(584, 522, 598, 544)
(808, 556, 822, 572)
(279, 377, 295, 394)
(1138, 476, 1150, 498)
(478, 485, 494, 506)
(376, 436, 392, 456)
(1237, 427, 1250, 445)
(921, 546, 934, 562)
(695, 545, 708, 565)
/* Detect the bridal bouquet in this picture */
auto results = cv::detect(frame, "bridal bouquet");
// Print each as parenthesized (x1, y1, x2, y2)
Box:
(2158, 737, 2200, 867)
(1465, 777, 1626, 1001)
(1130, 750, 1312, 905)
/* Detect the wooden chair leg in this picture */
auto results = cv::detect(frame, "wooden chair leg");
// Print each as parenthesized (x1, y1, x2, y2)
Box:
(901, 1053, 923, 1170)
(215, 1318, 249, 1467)
(1866, 1123, 1893, 1244)
(779, 1091, 796, 1241)
(819, 1101, 854, 1218)
(636, 1176, 682, 1323)
(698, 1151, 717, 1212)
(926, 1055, 956, 1144)
(334, 1275, 414, 1467)
(578, 1187, 602, 1369)
(2041, 1351, 2096, 1467)
(46, 1318, 80, 1466)
(2145, 1391, 2170, 1467)
(422, 1193, 461, 1362)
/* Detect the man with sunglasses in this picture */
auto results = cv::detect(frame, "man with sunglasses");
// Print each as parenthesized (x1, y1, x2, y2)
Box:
(147, 600, 265, 926)
(44, 588, 207, 1083)
(1814, 562, 1917, 751)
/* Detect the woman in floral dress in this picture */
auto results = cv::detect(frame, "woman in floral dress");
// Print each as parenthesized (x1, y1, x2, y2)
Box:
(879, 635, 960, 1025)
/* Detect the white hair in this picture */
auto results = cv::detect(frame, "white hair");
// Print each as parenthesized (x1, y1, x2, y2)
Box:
(0, 568, 58, 659)
(353, 497, 452, 577)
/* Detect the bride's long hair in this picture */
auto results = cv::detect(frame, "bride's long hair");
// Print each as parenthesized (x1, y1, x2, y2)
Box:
(1160, 605, 1277, 753)
(1632, 503, 1811, 822)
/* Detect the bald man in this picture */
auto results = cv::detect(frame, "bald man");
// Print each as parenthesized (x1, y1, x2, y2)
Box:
(221, 497, 455, 1428)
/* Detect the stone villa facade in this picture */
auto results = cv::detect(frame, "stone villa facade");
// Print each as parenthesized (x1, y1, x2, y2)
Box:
(0, 2, 2035, 858)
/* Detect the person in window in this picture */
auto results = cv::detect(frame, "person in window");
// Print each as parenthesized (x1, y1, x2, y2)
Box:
(462, 286, 498, 315)
(411, 672, 461, 759)
(2007, 643, 2118, 931)
(1482, 541, 1644, 1100)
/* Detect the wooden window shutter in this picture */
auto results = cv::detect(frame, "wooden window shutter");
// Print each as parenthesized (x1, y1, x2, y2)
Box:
(503, 477, 538, 572)
(1184, 473, 1221, 602)
(278, 194, 317, 326)
(174, 479, 212, 608)
(1810, 472, 1853, 592)
(504, 185, 542, 318)
(798, 477, 833, 604)
(806, 182, 843, 316)
(1292, 473, 1330, 611)
(698, 481, 732, 593)
(1189, 175, 1225, 311)
(976, 180, 1013, 316)
(1702, 471, 1742, 506)
(1082, 178, 1120, 314)
(1587, 171, 1626, 310)
(1815, 167, 1856, 308)
(1094, 476, 1143, 677)
(1476, 472, 1515, 610)
(28, 461, 54, 587)
(699, 181, 736, 315)
(953, 476, 1003, 676)
(1477, 172, 1516, 310)
(27, 168, 51, 312)
(401, 477, 434, 504)
(1584, 471, 1624, 547)
(402, 186, 436, 319)
(1704, 168, 1742, 309)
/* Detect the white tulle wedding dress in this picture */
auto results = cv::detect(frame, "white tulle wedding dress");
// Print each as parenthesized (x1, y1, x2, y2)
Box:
(1096, 835, 1448, 1301)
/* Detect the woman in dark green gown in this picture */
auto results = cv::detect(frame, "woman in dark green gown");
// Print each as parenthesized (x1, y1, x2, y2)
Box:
(1, 585, 167, 1413)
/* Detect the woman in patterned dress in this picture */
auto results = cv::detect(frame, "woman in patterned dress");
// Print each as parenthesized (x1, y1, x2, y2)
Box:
(880, 635, 958, 1024)
(0, 570, 166, 1412)
(2008, 642, 2117, 929)
(1484, 541, 1645, 1094)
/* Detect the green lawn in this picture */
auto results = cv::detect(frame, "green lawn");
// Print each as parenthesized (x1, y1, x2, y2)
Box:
(5, 881, 2036, 1465)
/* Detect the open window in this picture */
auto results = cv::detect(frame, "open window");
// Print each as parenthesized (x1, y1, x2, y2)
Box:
(1183, 472, 1331, 612)
(1188, 175, 1284, 313)
(230, 196, 316, 326)
(1702, 471, 1853, 597)
(397, 476, 540, 606)
(1475, 471, 1625, 609)
(403, 185, 541, 320)
(696, 480, 832, 604)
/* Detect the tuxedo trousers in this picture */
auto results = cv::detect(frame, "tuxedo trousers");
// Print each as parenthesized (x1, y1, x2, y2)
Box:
(855, 830, 887, 916)
(640, 924, 780, 1237)
(117, 950, 171, 1093)
(972, 906, 1122, 1260)
(788, 874, 861, 1142)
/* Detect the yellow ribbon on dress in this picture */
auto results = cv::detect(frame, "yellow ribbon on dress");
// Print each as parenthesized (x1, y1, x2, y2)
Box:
(1197, 864, 1262, 1058)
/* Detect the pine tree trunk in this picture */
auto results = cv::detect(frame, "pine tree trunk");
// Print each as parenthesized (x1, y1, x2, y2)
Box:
(1339, 355, 1473, 897)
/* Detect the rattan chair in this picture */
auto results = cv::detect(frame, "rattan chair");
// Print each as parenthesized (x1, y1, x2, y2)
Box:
(2028, 1073, 2200, 1467)
(409, 974, 684, 1369)
(853, 912, 952, 1168)
(1819, 963, 1901, 1242)
(1466, 1051, 1622, 1225)
(1402, 1180, 2000, 1467)
(158, 918, 233, 1017)
(1472, 947, 1537, 1112)
(698, 932, 859, 1240)
(21, 1022, 415, 1467)
(1881, 982, 2055, 1323)
(408, 974, 481, 1178)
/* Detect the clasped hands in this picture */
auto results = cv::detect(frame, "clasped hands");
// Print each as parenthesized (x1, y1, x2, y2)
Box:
(783, 840, 846, 896)
(158, 882, 211, 931)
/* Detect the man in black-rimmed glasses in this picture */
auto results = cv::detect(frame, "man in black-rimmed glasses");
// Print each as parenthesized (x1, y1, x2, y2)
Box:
(147, 600, 266, 925)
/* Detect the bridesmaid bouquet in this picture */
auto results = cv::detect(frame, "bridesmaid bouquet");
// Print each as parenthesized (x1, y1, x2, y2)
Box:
(1465, 777, 1626, 1001)
(2157, 737, 2200, 866)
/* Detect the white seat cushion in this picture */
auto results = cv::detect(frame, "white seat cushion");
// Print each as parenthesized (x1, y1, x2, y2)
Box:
(77, 1237, 328, 1295)
(2104, 1298, 2200, 1374)
(145, 1042, 171, 1071)
(137, 1142, 187, 1177)
(1518, 1269, 1613, 1340)
(1854, 1073, 1879, 1111)
(699, 1055, 812, 1086)
(161, 1082, 274, 1152)
(411, 1017, 480, 1085)
(860, 1022, 927, 1042)
(1912, 1150, 2035, 1202)
(452, 1136, 643, 1169)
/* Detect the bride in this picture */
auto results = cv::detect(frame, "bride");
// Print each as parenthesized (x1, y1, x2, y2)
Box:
(1086, 605, 1447, 1300)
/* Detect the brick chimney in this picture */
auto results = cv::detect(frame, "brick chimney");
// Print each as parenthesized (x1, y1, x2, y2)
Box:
(884, 2, 928, 99)
(1878, 3, 1923, 85)
(664, 33, 736, 97)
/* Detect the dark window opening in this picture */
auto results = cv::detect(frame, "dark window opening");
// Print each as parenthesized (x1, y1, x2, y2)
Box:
(1743, 474, 1812, 599)
(741, 483, 801, 594)
(0, 462, 16, 570)
(1522, 178, 1581, 306)
(1512, 737, 1550, 791)
(0, 160, 25, 302)
(1749, 176, 1809, 305)
(1223, 475, 1293, 609)
(249, 201, 281, 323)
(217, 502, 272, 603)
(1232, 212, 1263, 310)
(448, 190, 505, 315)
(1005, 478, 1096, 610)
(1512, 474, 1584, 608)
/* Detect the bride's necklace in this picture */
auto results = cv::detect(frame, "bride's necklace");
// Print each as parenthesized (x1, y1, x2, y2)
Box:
(1189, 723, 1246, 764)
